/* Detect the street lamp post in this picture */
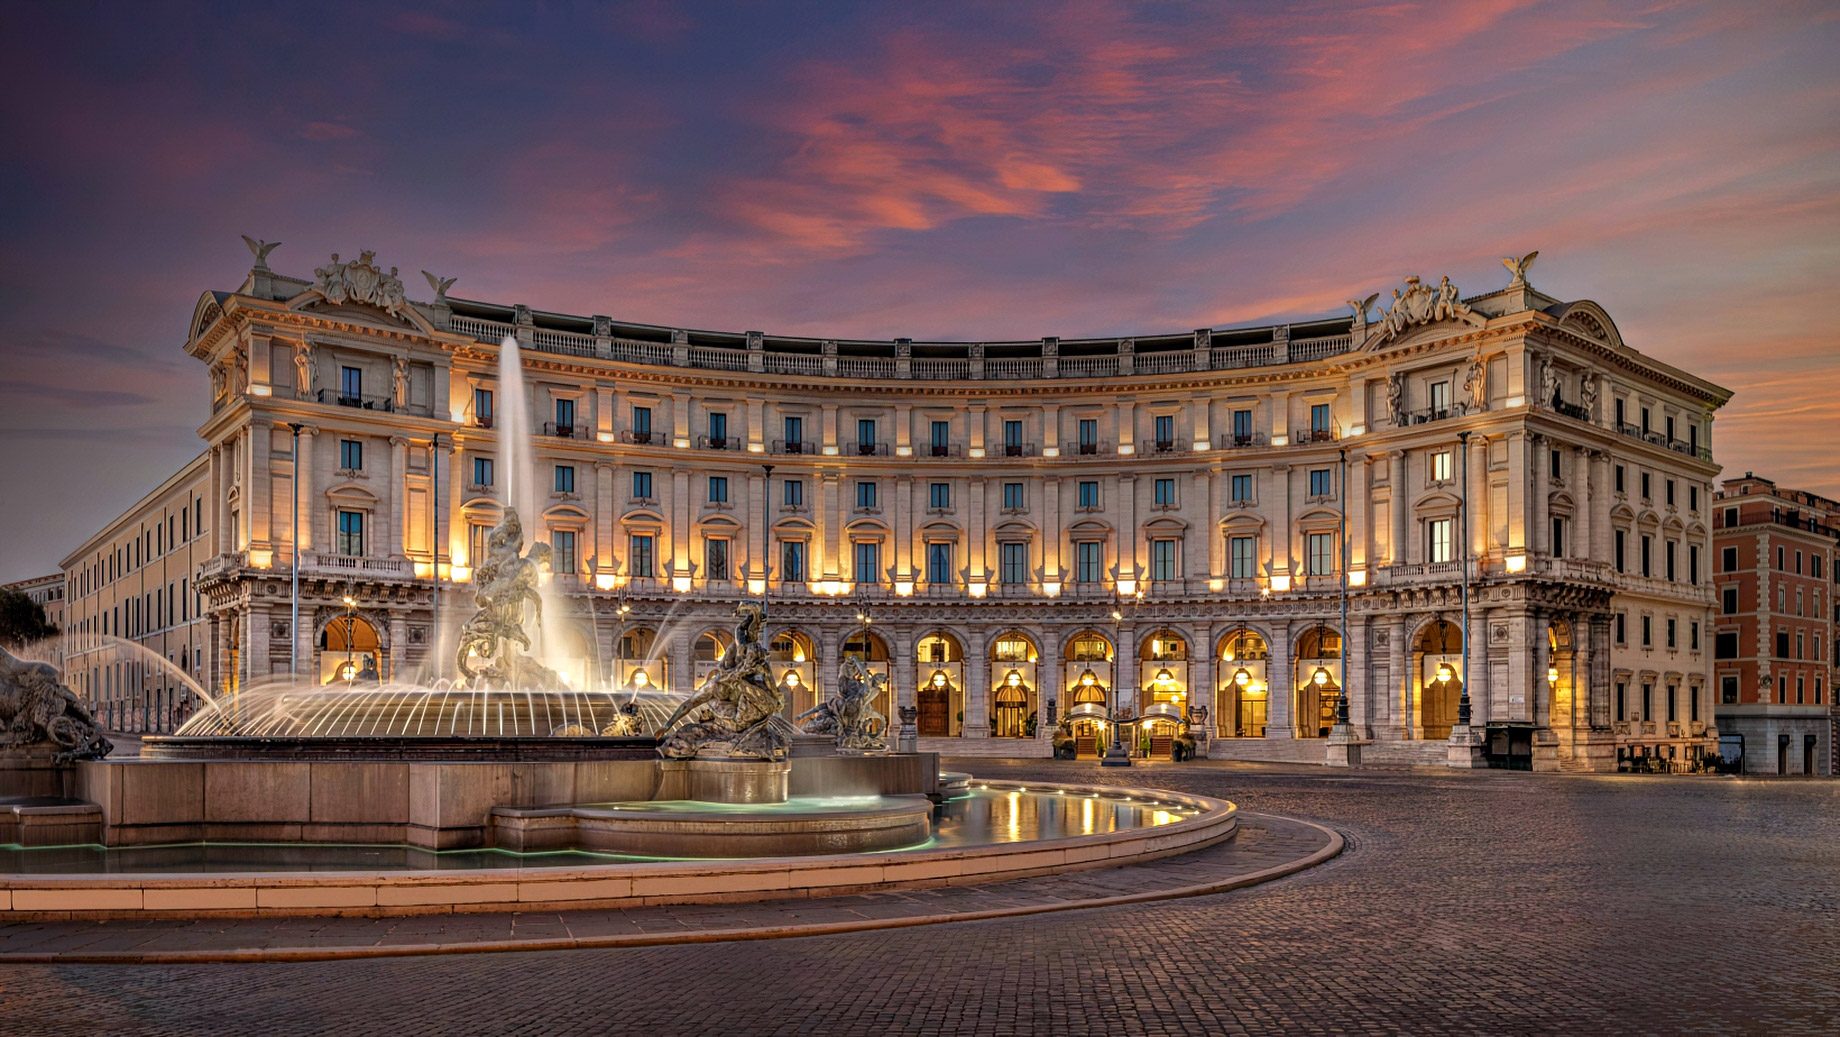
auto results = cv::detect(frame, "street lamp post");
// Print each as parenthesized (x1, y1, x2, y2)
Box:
(340, 587, 358, 683)
(287, 422, 303, 679)
(1457, 430, 1474, 729)
(1336, 447, 1351, 727)
(761, 463, 774, 614)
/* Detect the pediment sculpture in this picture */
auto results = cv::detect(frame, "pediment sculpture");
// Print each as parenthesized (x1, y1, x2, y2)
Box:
(308, 250, 413, 320)
(1373, 275, 1480, 343)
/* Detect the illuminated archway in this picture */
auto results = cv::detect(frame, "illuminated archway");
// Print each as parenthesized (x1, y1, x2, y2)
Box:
(1294, 626, 1343, 738)
(1217, 628, 1270, 738)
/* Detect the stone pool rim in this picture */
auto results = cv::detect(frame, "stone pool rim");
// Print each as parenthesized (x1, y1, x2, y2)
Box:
(0, 780, 1236, 920)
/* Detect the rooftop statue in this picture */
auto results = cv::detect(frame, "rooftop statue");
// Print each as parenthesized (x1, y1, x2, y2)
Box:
(797, 656, 888, 754)
(310, 250, 413, 321)
(657, 604, 792, 760)
(0, 645, 113, 761)
(455, 508, 564, 691)
(1501, 250, 1539, 287)
(1376, 275, 1476, 343)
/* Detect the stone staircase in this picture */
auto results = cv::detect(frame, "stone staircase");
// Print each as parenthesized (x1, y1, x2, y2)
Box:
(1361, 740, 1452, 767)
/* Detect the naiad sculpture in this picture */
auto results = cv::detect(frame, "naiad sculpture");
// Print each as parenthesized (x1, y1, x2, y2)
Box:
(797, 655, 888, 753)
(656, 603, 792, 760)
(0, 645, 113, 761)
(455, 508, 565, 691)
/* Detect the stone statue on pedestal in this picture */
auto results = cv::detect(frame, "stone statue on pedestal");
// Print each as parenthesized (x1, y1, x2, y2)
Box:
(0, 646, 112, 761)
(455, 508, 564, 691)
(798, 656, 889, 754)
(657, 604, 792, 760)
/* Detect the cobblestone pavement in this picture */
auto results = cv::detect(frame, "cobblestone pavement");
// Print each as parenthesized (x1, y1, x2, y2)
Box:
(0, 813, 1332, 961)
(3, 761, 1836, 1035)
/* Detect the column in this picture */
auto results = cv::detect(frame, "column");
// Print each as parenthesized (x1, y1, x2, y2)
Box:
(389, 435, 409, 558)
(247, 420, 272, 554)
(1116, 399, 1135, 455)
(1389, 450, 1409, 564)
(1191, 624, 1215, 743)
(968, 478, 987, 584)
(965, 634, 990, 738)
(247, 602, 271, 681)
(1530, 434, 1548, 556)
(821, 474, 841, 581)
(594, 461, 615, 576)
(389, 612, 407, 683)
(1115, 623, 1138, 717)
(1270, 465, 1292, 580)
(1347, 452, 1370, 573)
(1590, 451, 1613, 565)
(748, 470, 767, 584)
(1266, 620, 1293, 738)
(892, 626, 917, 715)
(1471, 434, 1493, 560)
(895, 476, 914, 581)
(1041, 475, 1061, 583)
(1573, 446, 1593, 563)
(1207, 464, 1225, 578)
(1506, 431, 1528, 554)
(671, 468, 691, 578)
(894, 403, 912, 456)
(295, 426, 318, 553)
(448, 435, 467, 567)
(1041, 641, 1065, 741)
(1117, 473, 1138, 585)
(1389, 614, 1410, 739)
(1347, 614, 1370, 736)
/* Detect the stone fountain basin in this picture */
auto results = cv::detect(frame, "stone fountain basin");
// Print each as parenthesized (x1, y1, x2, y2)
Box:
(491, 795, 935, 857)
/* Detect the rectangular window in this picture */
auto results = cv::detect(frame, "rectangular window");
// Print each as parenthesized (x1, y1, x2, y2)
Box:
(1724, 505, 1738, 528)
(469, 523, 490, 567)
(1432, 451, 1452, 483)
(1004, 419, 1024, 454)
(474, 388, 493, 426)
(1153, 414, 1175, 447)
(1428, 519, 1453, 564)
(1615, 398, 1626, 428)
(1550, 448, 1562, 480)
(1076, 541, 1103, 584)
(1721, 675, 1739, 704)
(1615, 465, 1625, 493)
(856, 418, 877, 452)
(708, 476, 728, 503)
(336, 510, 364, 556)
(631, 470, 653, 499)
(472, 457, 494, 487)
(783, 415, 804, 450)
(1615, 530, 1627, 573)
(1641, 406, 1651, 433)
(1640, 472, 1652, 500)
(1641, 535, 1652, 577)
(552, 530, 577, 574)
(707, 412, 728, 445)
(1723, 586, 1739, 614)
(856, 481, 877, 509)
(1231, 474, 1253, 502)
(340, 366, 362, 401)
(781, 540, 807, 583)
(1551, 517, 1566, 558)
(1231, 536, 1257, 579)
(1309, 469, 1333, 496)
(1077, 480, 1099, 509)
(1078, 419, 1098, 453)
(1666, 415, 1676, 442)
(1154, 478, 1176, 507)
(1776, 545, 1785, 570)
(1641, 615, 1653, 647)
(1310, 403, 1331, 434)
(632, 406, 653, 437)
(1721, 546, 1737, 572)
(1642, 683, 1653, 720)
(1666, 541, 1677, 582)
(1667, 618, 1677, 649)
(1689, 544, 1700, 585)
(555, 397, 575, 430)
(784, 479, 804, 507)
(704, 538, 728, 581)
(999, 542, 1029, 585)
(1430, 380, 1450, 414)
(1616, 612, 1627, 645)
(629, 535, 654, 578)
(1665, 479, 1675, 506)
(1307, 532, 1336, 576)
(1689, 485, 1699, 511)
(1151, 539, 1177, 582)
(1691, 621, 1700, 651)
(554, 465, 575, 494)
(340, 439, 362, 471)
(1616, 681, 1627, 717)
(850, 544, 879, 584)
(930, 420, 950, 456)
(1002, 482, 1024, 510)
(926, 542, 953, 585)
(1666, 685, 1677, 723)
(1232, 409, 1253, 442)
(930, 482, 951, 509)
(1689, 423, 1699, 454)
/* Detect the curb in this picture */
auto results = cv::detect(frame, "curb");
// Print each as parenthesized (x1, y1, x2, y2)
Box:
(0, 813, 1342, 964)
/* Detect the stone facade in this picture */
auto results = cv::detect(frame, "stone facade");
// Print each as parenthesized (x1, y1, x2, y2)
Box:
(1710, 474, 1837, 774)
(58, 246, 1732, 769)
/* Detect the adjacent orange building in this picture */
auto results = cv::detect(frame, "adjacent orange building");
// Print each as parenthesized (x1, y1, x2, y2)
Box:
(1712, 474, 1837, 774)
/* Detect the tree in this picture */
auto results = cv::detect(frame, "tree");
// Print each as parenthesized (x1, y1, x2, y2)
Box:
(0, 588, 57, 648)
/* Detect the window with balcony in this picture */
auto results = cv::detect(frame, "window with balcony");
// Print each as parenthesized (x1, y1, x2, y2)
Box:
(857, 418, 877, 455)
(854, 540, 881, 584)
(929, 482, 950, 510)
(340, 439, 363, 471)
(1310, 404, 1331, 438)
(629, 535, 654, 578)
(784, 479, 804, 507)
(1077, 480, 1099, 509)
(1428, 518, 1453, 564)
(781, 540, 806, 583)
(926, 542, 953, 585)
(632, 406, 653, 443)
(1306, 532, 1336, 576)
(1429, 380, 1451, 416)
(1153, 414, 1176, 451)
(782, 416, 804, 452)
(554, 465, 575, 494)
(1151, 539, 1178, 582)
(1002, 482, 1024, 511)
(930, 420, 950, 457)
(704, 538, 728, 581)
(473, 457, 494, 487)
(1078, 419, 1099, 454)
(1154, 478, 1176, 508)
(1231, 535, 1257, 579)
(1004, 419, 1024, 456)
(1431, 451, 1452, 483)
(1232, 409, 1253, 446)
(1665, 415, 1675, 442)
(707, 412, 728, 449)
(1641, 406, 1651, 434)
(1231, 474, 1253, 503)
(1723, 505, 1738, 528)
(1076, 541, 1103, 584)
(473, 388, 493, 427)
(856, 481, 878, 510)
(631, 470, 653, 500)
(1309, 468, 1333, 497)
(337, 510, 364, 556)
(340, 366, 362, 402)
(999, 542, 1029, 585)
(708, 476, 728, 504)
(552, 530, 577, 575)
(555, 397, 576, 434)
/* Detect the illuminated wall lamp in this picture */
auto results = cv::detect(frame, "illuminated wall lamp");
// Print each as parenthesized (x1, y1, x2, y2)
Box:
(1268, 574, 1292, 593)
(1505, 554, 1527, 573)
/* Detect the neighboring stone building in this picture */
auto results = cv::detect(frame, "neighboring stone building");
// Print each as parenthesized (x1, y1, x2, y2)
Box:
(59, 244, 1732, 768)
(2, 573, 66, 634)
(1711, 474, 1837, 774)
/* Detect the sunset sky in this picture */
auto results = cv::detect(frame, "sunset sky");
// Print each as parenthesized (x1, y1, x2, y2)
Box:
(2, 1, 1837, 582)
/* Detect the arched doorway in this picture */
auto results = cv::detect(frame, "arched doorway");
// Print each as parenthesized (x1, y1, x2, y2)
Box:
(1217, 628, 1270, 738)
(842, 628, 892, 728)
(613, 626, 665, 694)
(770, 630, 817, 718)
(989, 631, 1038, 738)
(1294, 626, 1343, 738)
(1548, 619, 1575, 730)
(321, 614, 381, 685)
(916, 630, 964, 737)
(1138, 629, 1189, 715)
(1063, 631, 1113, 757)
(1416, 620, 1464, 739)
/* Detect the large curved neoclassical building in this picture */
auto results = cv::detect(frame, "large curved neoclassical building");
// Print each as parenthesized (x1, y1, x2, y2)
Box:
(58, 248, 1730, 770)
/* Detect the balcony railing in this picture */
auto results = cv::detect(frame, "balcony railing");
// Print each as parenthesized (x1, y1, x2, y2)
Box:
(923, 443, 964, 458)
(1292, 426, 1339, 444)
(696, 435, 743, 452)
(620, 429, 658, 445)
(1219, 432, 1268, 450)
(1074, 440, 1110, 456)
(315, 389, 396, 413)
(1400, 406, 1455, 426)
(847, 441, 892, 457)
(1147, 439, 1187, 455)
(1000, 442, 1038, 458)
(771, 439, 817, 455)
(542, 422, 588, 440)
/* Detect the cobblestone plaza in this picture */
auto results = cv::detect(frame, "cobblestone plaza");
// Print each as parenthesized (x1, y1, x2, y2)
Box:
(3, 762, 1833, 1035)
